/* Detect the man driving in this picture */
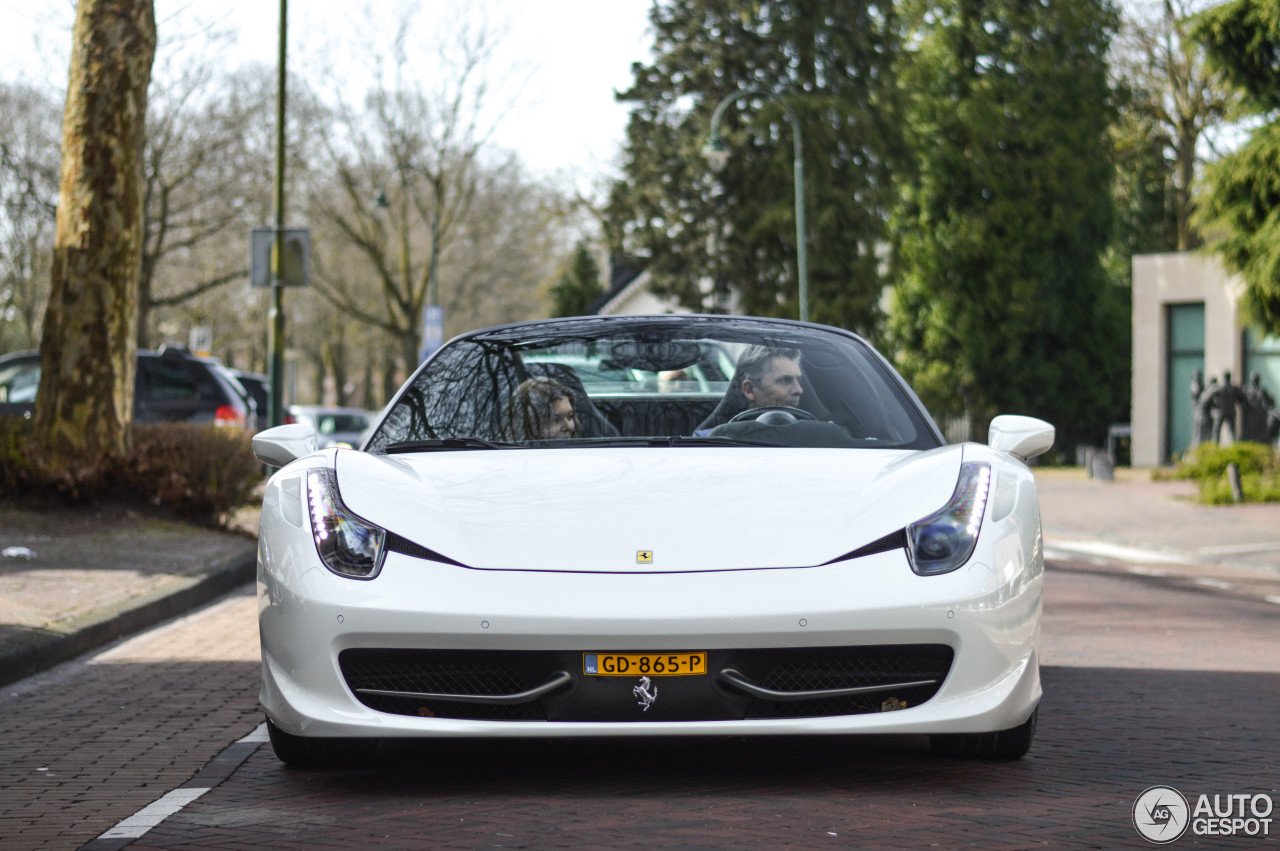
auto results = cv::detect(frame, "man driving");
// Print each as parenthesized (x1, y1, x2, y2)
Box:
(736, 345, 803, 410)
(703, 344, 852, 447)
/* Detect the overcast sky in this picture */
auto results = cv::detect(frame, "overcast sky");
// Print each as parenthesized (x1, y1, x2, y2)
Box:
(0, 0, 655, 185)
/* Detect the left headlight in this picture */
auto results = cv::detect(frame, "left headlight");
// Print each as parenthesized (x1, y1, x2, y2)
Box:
(906, 462, 991, 576)
(306, 468, 387, 580)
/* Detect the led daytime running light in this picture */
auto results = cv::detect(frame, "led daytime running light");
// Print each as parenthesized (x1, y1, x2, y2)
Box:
(306, 469, 387, 580)
(965, 465, 992, 536)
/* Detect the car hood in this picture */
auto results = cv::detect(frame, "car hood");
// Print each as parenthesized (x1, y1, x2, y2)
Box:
(335, 445, 964, 573)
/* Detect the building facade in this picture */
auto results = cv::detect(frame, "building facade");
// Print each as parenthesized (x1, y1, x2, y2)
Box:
(1132, 252, 1280, 466)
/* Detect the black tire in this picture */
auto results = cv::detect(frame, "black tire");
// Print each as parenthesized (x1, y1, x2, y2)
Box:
(266, 718, 378, 767)
(929, 707, 1037, 759)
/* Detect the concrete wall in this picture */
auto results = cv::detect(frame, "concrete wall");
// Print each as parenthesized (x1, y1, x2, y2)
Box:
(1131, 253, 1243, 466)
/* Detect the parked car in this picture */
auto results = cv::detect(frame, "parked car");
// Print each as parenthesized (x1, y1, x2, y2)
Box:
(285, 405, 373, 448)
(229, 370, 270, 426)
(0, 345, 255, 430)
(251, 314, 1054, 766)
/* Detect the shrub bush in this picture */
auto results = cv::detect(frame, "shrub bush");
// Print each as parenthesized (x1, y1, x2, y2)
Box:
(1169, 442, 1280, 505)
(0, 416, 261, 526)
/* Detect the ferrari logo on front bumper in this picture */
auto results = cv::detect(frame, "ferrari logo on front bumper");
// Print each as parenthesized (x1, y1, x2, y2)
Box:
(636, 551, 653, 564)
(633, 676, 658, 711)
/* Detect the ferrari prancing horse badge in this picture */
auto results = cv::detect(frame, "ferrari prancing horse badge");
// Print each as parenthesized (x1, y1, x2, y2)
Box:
(633, 676, 658, 711)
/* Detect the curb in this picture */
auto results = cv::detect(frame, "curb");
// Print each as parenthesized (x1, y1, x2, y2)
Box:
(0, 549, 257, 689)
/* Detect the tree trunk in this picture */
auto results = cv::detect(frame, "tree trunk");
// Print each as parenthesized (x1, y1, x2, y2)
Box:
(310, 349, 327, 406)
(330, 338, 349, 406)
(1175, 119, 1197, 251)
(361, 343, 376, 410)
(33, 0, 157, 464)
(400, 330, 420, 385)
(381, 341, 400, 405)
(136, 269, 153, 348)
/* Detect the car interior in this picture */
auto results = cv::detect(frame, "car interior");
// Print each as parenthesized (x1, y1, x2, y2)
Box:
(365, 325, 940, 453)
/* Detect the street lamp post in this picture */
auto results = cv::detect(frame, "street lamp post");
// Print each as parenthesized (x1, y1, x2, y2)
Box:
(267, 0, 288, 428)
(702, 88, 809, 323)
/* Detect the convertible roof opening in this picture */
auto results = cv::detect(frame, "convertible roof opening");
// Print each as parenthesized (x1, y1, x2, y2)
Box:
(365, 316, 942, 452)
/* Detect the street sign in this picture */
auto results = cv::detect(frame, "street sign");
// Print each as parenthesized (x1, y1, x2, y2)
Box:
(250, 227, 310, 287)
(189, 326, 213, 357)
(420, 305, 444, 363)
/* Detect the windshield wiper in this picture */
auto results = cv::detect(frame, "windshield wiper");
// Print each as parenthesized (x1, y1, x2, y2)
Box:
(384, 438, 516, 453)
(665, 435, 781, 447)
(385, 435, 781, 453)
(583, 435, 782, 448)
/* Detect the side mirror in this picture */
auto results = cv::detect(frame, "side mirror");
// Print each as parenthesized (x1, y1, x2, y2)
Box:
(252, 423, 319, 467)
(988, 415, 1055, 461)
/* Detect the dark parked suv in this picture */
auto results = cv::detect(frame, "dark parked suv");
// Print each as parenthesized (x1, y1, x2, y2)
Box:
(0, 345, 256, 429)
(229, 369, 270, 428)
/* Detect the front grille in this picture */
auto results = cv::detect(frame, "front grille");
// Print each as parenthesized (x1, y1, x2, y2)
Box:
(338, 644, 953, 722)
(339, 649, 547, 720)
(740, 645, 953, 718)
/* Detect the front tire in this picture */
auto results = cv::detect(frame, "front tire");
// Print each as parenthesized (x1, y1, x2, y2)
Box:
(929, 707, 1038, 759)
(266, 718, 378, 767)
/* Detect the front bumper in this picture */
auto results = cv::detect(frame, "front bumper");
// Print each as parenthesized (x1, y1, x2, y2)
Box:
(336, 643, 957, 722)
(258, 535, 1042, 739)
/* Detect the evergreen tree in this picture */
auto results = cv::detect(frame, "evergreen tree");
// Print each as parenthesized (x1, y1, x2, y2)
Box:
(551, 243, 604, 317)
(1105, 105, 1178, 289)
(606, 0, 904, 337)
(1191, 0, 1280, 334)
(888, 0, 1129, 452)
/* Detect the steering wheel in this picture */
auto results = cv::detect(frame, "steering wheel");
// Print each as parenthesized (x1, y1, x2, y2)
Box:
(728, 406, 817, 426)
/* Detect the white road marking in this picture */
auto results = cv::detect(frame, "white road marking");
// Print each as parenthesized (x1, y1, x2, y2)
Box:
(1123, 565, 1170, 577)
(1192, 578, 1235, 591)
(1196, 541, 1280, 556)
(1045, 539, 1192, 564)
(98, 787, 209, 840)
(239, 722, 269, 743)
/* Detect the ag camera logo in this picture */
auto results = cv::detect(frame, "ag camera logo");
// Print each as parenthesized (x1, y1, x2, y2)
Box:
(1133, 786, 1189, 844)
(1133, 785, 1275, 843)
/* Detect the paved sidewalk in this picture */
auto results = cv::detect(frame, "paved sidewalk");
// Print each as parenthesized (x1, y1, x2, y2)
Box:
(0, 506, 257, 688)
(1, 466, 1278, 692)
(1037, 467, 1280, 604)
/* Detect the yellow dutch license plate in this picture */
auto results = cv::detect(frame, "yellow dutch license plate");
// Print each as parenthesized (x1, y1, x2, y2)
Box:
(583, 652, 707, 677)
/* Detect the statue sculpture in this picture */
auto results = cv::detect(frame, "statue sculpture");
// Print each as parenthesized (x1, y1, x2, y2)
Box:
(1190, 370, 1213, 447)
(1193, 370, 1279, 447)
(1203, 371, 1246, 444)
(1241, 372, 1278, 444)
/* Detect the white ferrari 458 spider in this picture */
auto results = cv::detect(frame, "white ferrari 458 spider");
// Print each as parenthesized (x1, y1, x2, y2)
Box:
(252, 315, 1053, 765)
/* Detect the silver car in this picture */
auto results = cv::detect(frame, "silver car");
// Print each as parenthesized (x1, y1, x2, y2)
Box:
(285, 405, 374, 448)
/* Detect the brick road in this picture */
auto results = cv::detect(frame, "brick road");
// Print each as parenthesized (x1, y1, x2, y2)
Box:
(0, 589, 261, 850)
(127, 564, 1280, 849)
(1, 559, 1274, 850)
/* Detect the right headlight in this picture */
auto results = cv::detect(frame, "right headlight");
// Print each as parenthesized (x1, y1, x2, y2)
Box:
(306, 468, 387, 579)
(906, 462, 991, 576)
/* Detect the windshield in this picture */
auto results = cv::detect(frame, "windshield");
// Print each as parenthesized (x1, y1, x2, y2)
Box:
(365, 317, 941, 452)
